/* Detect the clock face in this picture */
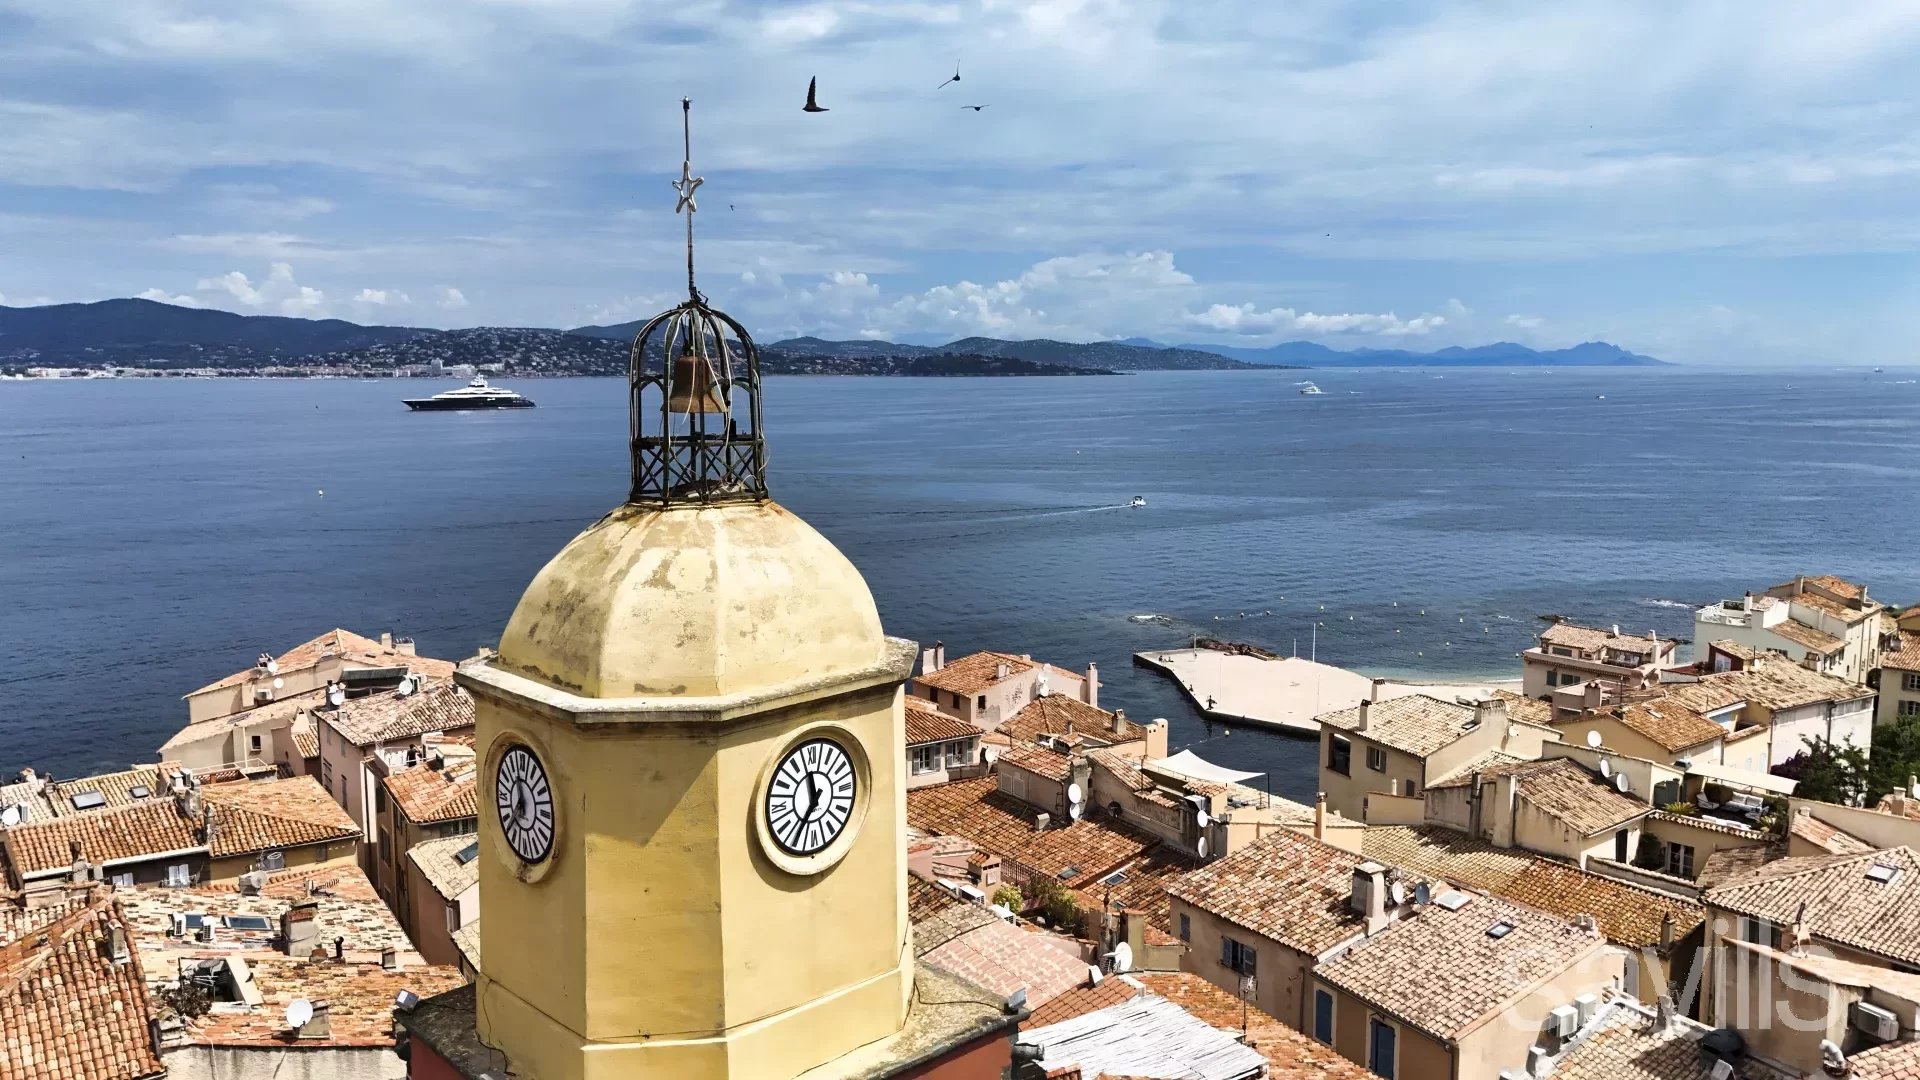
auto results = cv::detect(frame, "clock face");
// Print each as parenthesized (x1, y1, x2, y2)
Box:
(495, 745, 555, 864)
(766, 737, 857, 857)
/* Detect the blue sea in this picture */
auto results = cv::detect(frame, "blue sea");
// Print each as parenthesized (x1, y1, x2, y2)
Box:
(3, 367, 1916, 799)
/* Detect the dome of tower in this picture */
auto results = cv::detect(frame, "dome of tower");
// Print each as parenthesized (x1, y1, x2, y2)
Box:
(495, 501, 887, 700)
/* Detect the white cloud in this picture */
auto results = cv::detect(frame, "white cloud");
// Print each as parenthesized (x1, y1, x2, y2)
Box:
(1504, 314, 1544, 329)
(354, 288, 411, 306)
(195, 262, 329, 317)
(135, 288, 200, 307)
(0, 292, 54, 306)
(436, 287, 468, 310)
(1189, 304, 1445, 338)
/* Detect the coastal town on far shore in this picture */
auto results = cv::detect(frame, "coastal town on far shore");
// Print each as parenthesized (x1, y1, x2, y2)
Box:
(8, 569, 1920, 1080)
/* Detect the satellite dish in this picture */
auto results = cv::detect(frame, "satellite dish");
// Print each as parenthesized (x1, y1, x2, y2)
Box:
(272, 677, 284, 690)
(265, 659, 279, 675)
(1196, 835, 1209, 858)
(1598, 759, 1612, 778)
(1390, 882, 1407, 905)
(1068, 802, 1083, 821)
(285, 999, 314, 1029)
(1110, 941, 1133, 973)
(396, 677, 416, 698)
(1195, 810, 1211, 828)
(1586, 730, 1603, 749)
(326, 685, 345, 707)
(0, 806, 19, 827)
(1614, 774, 1631, 793)
(1066, 783, 1083, 805)
(1415, 883, 1431, 905)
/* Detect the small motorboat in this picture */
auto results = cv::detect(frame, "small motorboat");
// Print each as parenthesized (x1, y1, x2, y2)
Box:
(1298, 382, 1325, 396)
(1129, 495, 1147, 508)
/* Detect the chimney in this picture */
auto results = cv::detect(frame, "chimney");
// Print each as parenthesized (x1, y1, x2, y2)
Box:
(332, 936, 345, 961)
(396, 637, 417, 657)
(1349, 861, 1390, 935)
(1471, 699, 1499, 731)
(174, 785, 201, 821)
(1369, 678, 1386, 703)
(281, 901, 319, 958)
(1654, 994, 1677, 1032)
(934, 641, 945, 670)
(1796, 574, 1807, 594)
(1314, 792, 1327, 841)
(107, 924, 129, 963)
(1610, 624, 1620, 637)
(380, 631, 393, 649)
(1742, 591, 1755, 612)
(1583, 681, 1604, 710)
(996, 661, 1011, 681)
(1111, 708, 1126, 735)
(1660, 912, 1675, 950)
(295, 1004, 332, 1040)
(1085, 662, 1099, 709)
(381, 947, 399, 971)
(1356, 700, 1371, 732)
(1890, 790, 1909, 818)
(1033, 812, 1051, 833)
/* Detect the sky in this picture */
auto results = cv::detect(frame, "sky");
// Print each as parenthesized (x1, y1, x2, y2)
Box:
(5, 2, 1920, 364)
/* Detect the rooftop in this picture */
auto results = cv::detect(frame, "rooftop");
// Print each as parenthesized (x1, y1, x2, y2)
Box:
(904, 696, 978, 746)
(450, 920, 481, 972)
(1789, 811, 1874, 855)
(1492, 689, 1554, 726)
(321, 678, 474, 748)
(43, 763, 183, 817)
(1766, 616, 1846, 654)
(1569, 698, 1727, 753)
(915, 651, 1035, 696)
(1705, 845, 1920, 966)
(407, 835, 480, 902)
(199, 775, 360, 859)
(906, 777, 1158, 890)
(1849, 1040, 1920, 1080)
(1884, 632, 1920, 672)
(0, 891, 164, 1080)
(1001, 694, 1145, 748)
(1017, 994, 1269, 1080)
(159, 685, 328, 755)
(1506, 758, 1650, 836)
(1700, 656, 1873, 711)
(1362, 826, 1703, 950)
(5, 798, 200, 879)
(1549, 995, 1797, 1080)
(1538, 621, 1675, 657)
(1316, 694, 1490, 758)
(917, 913, 1090, 1010)
(187, 628, 452, 697)
(383, 755, 478, 826)
(118, 864, 414, 962)
(1165, 830, 1367, 956)
(1769, 574, 1882, 621)
(1314, 890, 1604, 1042)
(1000, 743, 1073, 783)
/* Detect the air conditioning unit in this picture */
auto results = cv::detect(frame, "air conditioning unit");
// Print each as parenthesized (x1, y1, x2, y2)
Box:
(1851, 1001, 1899, 1041)
(1547, 1004, 1579, 1039)
(1708, 1061, 1732, 1080)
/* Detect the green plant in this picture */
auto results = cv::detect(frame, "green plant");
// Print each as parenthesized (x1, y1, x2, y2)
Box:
(160, 980, 211, 1019)
(1660, 801, 1698, 817)
(1775, 737, 1870, 806)
(990, 885, 1023, 910)
(1024, 876, 1081, 930)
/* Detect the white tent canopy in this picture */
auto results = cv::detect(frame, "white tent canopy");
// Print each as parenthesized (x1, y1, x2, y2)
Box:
(1144, 749, 1264, 786)
(1687, 761, 1798, 796)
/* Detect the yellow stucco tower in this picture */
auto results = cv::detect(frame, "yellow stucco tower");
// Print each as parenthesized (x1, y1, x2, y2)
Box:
(454, 100, 915, 1080)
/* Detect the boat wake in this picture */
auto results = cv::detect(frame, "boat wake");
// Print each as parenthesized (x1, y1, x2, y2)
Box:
(1639, 598, 1696, 610)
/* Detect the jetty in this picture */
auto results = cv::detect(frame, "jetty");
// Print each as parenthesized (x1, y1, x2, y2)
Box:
(1134, 643, 1509, 736)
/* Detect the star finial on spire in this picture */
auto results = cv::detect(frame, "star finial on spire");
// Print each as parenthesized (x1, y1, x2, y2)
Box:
(673, 160, 703, 215)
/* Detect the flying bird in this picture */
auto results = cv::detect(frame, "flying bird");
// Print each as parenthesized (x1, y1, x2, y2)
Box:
(936, 62, 960, 90)
(803, 77, 828, 113)
(960, 104, 988, 112)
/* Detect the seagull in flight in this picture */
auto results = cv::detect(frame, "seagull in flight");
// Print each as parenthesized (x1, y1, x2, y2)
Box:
(936, 62, 960, 90)
(960, 104, 988, 112)
(803, 76, 828, 113)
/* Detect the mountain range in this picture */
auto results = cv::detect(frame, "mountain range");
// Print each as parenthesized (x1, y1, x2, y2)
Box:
(2, 298, 1670, 373)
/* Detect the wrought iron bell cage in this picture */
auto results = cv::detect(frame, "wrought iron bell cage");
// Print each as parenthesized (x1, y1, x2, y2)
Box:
(626, 298, 769, 506)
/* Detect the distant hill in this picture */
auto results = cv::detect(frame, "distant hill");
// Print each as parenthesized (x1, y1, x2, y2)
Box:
(570, 325, 1259, 371)
(0, 298, 425, 366)
(1174, 339, 1669, 367)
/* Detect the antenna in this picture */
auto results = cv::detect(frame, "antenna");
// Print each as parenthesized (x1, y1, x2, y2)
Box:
(285, 998, 314, 1030)
(1586, 730, 1603, 748)
(1414, 882, 1431, 905)
(1068, 802, 1083, 822)
(1109, 941, 1133, 973)
(272, 677, 284, 690)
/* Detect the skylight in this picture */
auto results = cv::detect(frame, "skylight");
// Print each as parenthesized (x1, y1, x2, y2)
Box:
(128, 785, 151, 799)
(1100, 870, 1128, 886)
(1866, 863, 1900, 885)
(68, 790, 106, 810)
(1486, 921, 1515, 939)
(453, 841, 480, 865)
(222, 915, 273, 931)
(1057, 865, 1080, 880)
(1434, 890, 1471, 912)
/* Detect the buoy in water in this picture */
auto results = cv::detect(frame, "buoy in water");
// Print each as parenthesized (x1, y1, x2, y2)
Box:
(317, 489, 325, 497)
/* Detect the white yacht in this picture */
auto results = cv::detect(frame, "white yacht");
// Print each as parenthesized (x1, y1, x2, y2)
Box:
(403, 376, 535, 411)
(1298, 382, 1325, 396)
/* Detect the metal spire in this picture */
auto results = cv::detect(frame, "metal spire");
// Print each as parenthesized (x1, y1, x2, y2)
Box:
(671, 98, 705, 303)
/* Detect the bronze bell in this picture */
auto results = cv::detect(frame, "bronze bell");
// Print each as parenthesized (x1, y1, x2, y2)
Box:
(667, 350, 729, 414)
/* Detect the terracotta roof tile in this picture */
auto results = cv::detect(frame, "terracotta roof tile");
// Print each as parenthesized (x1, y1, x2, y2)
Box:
(905, 697, 978, 746)
(916, 652, 1035, 696)
(1002, 744, 1073, 783)
(1314, 892, 1604, 1041)
(1538, 622, 1675, 656)
(383, 759, 478, 826)
(908, 877, 964, 923)
(1492, 690, 1554, 726)
(919, 917, 1090, 1008)
(1790, 813, 1874, 855)
(1128, 973, 1381, 1079)
(1699, 658, 1872, 712)
(1766, 617, 1845, 654)
(5, 799, 202, 878)
(1850, 1040, 1920, 1080)
(1876, 791, 1920, 822)
(1562, 699, 1726, 753)
(1695, 842, 1784, 889)
(0, 892, 164, 1080)
(1706, 846, 1920, 966)
(188, 629, 454, 697)
(1003, 695, 1144, 747)
(1770, 576, 1881, 621)
(906, 777, 1156, 889)
(1552, 996, 1798, 1080)
(1427, 751, 1530, 789)
(44, 764, 181, 817)
(200, 776, 360, 859)
(1361, 826, 1535, 890)
(407, 835, 479, 902)
(290, 715, 320, 762)
(451, 920, 481, 972)
(1165, 831, 1367, 955)
(1505, 758, 1650, 835)
(1025, 975, 1139, 1027)
(321, 679, 474, 747)
(1316, 695, 1485, 758)
(171, 960, 465, 1047)
(1884, 632, 1920, 672)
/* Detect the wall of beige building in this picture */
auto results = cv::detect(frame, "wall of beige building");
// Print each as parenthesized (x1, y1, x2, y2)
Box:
(1454, 944, 1622, 1080)
(164, 1044, 408, 1080)
(1788, 798, 1920, 850)
(1312, 980, 1454, 1080)
(403, 858, 477, 969)
(1878, 666, 1920, 726)
(1169, 897, 1319, 1029)
(206, 841, 355, 886)
(1568, 715, 1725, 769)
(1318, 731, 1421, 821)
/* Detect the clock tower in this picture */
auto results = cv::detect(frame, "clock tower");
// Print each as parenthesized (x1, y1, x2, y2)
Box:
(454, 101, 915, 1080)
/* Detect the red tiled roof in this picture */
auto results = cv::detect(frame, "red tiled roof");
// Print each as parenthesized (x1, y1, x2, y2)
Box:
(919, 918, 1090, 1009)
(201, 776, 360, 858)
(321, 678, 474, 747)
(916, 652, 1035, 696)
(5, 800, 201, 878)
(1849, 1040, 1920, 1080)
(905, 697, 979, 746)
(1790, 813, 1874, 855)
(1003, 695, 1144, 747)
(907, 777, 1159, 890)
(1165, 830, 1368, 955)
(1129, 973, 1381, 1079)
(0, 892, 163, 1080)
(383, 759, 478, 826)
(1002, 744, 1073, 783)
(189, 629, 452, 696)
(1707, 846, 1920, 966)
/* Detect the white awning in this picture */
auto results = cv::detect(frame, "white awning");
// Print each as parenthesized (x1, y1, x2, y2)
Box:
(1144, 750, 1264, 786)
(1686, 761, 1798, 795)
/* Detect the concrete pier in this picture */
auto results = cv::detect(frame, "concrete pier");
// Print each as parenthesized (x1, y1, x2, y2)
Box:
(1134, 648, 1513, 736)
